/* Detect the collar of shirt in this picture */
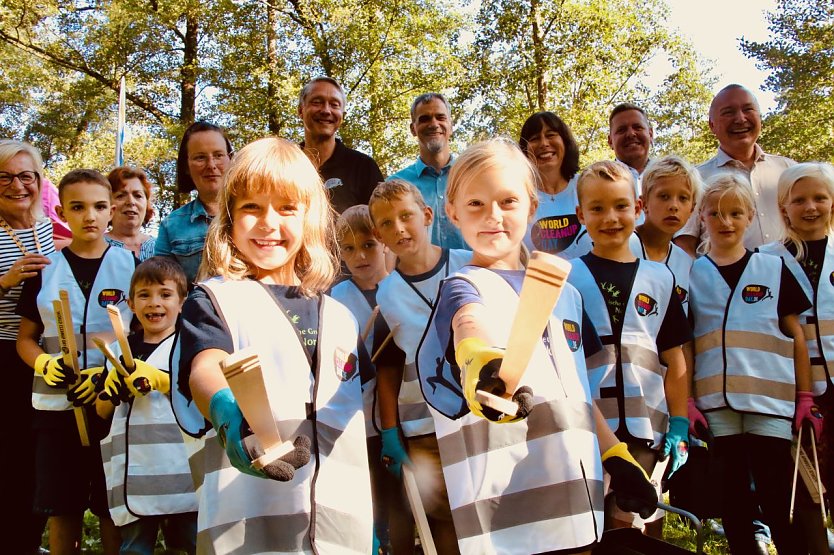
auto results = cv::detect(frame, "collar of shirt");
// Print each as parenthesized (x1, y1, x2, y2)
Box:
(188, 197, 212, 223)
(715, 144, 766, 168)
(415, 154, 454, 177)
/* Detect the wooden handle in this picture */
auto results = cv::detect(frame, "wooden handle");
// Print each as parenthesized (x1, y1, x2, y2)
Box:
(402, 465, 437, 555)
(107, 304, 134, 371)
(55, 290, 89, 447)
(370, 325, 398, 364)
(361, 306, 380, 344)
(92, 337, 130, 377)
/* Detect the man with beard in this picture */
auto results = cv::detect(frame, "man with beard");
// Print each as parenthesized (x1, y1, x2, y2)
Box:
(390, 93, 466, 249)
(298, 77, 384, 214)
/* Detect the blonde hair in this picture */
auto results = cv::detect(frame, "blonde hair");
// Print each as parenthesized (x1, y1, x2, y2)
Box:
(777, 162, 834, 260)
(576, 160, 635, 204)
(199, 137, 338, 295)
(698, 172, 755, 254)
(368, 179, 427, 223)
(336, 204, 374, 241)
(641, 155, 703, 209)
(0, 140, 45, 221)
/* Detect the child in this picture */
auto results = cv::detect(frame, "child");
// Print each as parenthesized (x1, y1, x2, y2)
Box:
(96, 256, 199, 555)
(416, 139, 657, 554)
(329, 205, 412, 554)
(178, 137, 372, 554)
(17, 169, 135, 554)
(689, 172, 815, 554)
(568, 160, 691, 538)
(369, 178, 470, 554)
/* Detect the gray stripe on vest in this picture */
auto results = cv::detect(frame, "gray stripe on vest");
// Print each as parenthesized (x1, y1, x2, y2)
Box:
(113, 472, 197, 498)
(107, 422, 186, 450)
(621, 344, 664, 375)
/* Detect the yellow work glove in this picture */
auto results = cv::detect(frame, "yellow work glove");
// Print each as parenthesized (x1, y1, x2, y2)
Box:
(601, 442, 657, 519)
(34, 353, 76, 388)
(67, 367, 105, 406)
(454, 337, 528, 423)
(126, 358, 171, 397)
(99, 365, 131, 405)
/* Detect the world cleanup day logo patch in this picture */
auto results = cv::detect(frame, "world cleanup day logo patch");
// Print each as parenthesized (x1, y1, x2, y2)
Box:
(97, 289, 126, 308)
(334, 347, 358, 382)
(741, 284, 773, 304)
(562, 319, 582, 352)
(634, 293, 658, 316)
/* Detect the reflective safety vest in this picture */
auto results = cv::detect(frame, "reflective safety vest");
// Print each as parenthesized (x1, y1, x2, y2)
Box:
(195, 279, 372, 555)
(630, 232, 693, 316)
(99, 332, 200, 526)
(760, 239, 834, 397)
(690, 252, 795, 418)
(417, 266, 603, 554)
(568, 258, 672, 447)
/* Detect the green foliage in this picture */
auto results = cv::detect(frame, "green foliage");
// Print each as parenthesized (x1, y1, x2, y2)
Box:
(741, 0, 834, 163)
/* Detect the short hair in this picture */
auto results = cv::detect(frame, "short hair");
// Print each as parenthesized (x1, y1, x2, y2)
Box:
(200, 137, 338, 295)
(368, 179, 428, 223)
(0, 140, 45, 220)
(410, 93, 451, 122)
(641, 155, 703, 209)
(777, 162, 834, 260)
(107, 166, 155, 225)
(518, 112, 580, 182)
(576, 160, 636, 204)
(130, 256, 188, 300)
(176, 121, 234, 194)
(298, 77, 346, 107)
(608, 103, 650, 127)
(336, 205, 374, 241)
(58, 169, 111, 203)
(709, 84, 760, 116)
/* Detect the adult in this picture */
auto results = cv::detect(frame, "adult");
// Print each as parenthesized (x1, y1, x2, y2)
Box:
(518, 111, 590, 258)
(676, 84, 795, 255)
(0, 140, 54, 554)
(390, 92, 466, 249)
(298, 76, 384, 214)
(155, 121, 232, 285)
(105, 166, 155, 261)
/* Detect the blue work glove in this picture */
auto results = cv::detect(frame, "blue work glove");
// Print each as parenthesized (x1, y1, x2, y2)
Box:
(209, 388, 265, 478)
(602, 442, 657, 519)
(380, 427, 410, 478)
(662, 416, 690, 478)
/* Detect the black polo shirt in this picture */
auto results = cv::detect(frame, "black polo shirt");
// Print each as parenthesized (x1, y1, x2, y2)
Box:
(301, 138, 385, 214)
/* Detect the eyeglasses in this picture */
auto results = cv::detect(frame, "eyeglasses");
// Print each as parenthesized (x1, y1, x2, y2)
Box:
(0, 171, 39, 186)
(188, 153, 229, 167)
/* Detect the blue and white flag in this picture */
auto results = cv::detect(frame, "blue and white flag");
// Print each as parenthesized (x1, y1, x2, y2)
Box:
(115, 76, 126, 167)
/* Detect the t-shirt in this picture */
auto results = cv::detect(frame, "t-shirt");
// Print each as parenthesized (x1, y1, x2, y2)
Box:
(786, 238, 827, 291)
(302, 139, 385, 214)
(579, 253, 691, 353)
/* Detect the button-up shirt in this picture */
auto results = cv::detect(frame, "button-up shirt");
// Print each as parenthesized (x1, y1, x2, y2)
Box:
(390, 156, 468, 250)
(155, 197, 213, 285)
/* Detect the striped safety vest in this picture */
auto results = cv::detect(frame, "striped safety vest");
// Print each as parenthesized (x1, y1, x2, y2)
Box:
(630, 232, 693, 316)
(99, 332, 200, 526)
(569, 258, 672, 448)
(690, 252, 795, 418)
(195, 279, 372, 555)
(417, 266, 603, 554)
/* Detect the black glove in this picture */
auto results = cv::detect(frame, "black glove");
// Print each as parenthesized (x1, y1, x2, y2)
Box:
(602, 442, 657, 519)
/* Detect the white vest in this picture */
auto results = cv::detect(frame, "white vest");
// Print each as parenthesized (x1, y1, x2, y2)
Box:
(760, 239, 834, 397)
(690, 253, 795, 418)
(417, 267, 603, 555)
(524, 177, 592, 259)
(630, 232, 693, 316)
(33, 247, 133, 411)
(195, 279, 372, 555)
(569, 258, 672, 448)
(99, 332, 200, 526)
(377, 248, 470, 437)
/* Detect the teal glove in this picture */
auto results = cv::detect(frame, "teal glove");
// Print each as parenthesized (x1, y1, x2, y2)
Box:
(209, 388, 265, 478)
(66, 366, 105, 406)
(662, 416, 690, 478)
(125, 358, 170, 397)
(380, 427, 411, 478)
(602, 442, 657, 519)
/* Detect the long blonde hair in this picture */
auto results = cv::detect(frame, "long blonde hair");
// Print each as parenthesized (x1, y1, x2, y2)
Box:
(199, 137, 338, 294)
(777, 162, 834, 261)
(698, 172, 755, 254)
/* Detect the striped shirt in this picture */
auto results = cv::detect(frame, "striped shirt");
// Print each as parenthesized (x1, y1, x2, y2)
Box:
(0, 219, 55, 341)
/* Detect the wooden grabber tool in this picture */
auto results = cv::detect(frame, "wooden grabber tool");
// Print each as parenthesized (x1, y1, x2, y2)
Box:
(402, 465, 438, 555)
(107, 304, 134, 371)
(220, 347, 311, 481)
(476, 251, 572, 416)
(54, 290, 90, 446)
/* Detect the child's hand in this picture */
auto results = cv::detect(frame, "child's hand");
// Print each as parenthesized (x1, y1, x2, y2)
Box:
(601, 442, 657, 519)
(66, 366, 105, 406)
(34, 353, 76, 387)
(661, 416, 689, 478)
(687, 397, 709, 437)
(795, 391, 823, 441)
(454, 337, 525, 423)
(209, 388, 266, 479)
(126, 359, 171, 396)
(99, 366, 131, 405)
(380, 427, 411, 478)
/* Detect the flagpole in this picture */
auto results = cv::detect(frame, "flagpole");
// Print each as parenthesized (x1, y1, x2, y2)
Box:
(115, 76, 126, 167)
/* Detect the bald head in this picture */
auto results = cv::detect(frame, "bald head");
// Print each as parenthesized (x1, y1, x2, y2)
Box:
(708, 84, 762, 161)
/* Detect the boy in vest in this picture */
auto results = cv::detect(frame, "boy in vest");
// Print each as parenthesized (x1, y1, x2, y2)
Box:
(96, 256, 199, 555)
(369, 179, 469, 554)
(568, 161, 691, 538)
(330, 205, 412, 554)
(17, 169, 135, 554)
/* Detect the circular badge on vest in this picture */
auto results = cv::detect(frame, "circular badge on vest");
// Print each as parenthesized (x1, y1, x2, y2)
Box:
(634, 293, 659, 316)
(829, 271, 834, 287)
(562, 319, 582, 352)
(675, 284, 688, 306)
(97, 288, 126, 308)
(530, 214, 581, 253)
(741, 284, 773, 304)
(334, 347, 358, 382)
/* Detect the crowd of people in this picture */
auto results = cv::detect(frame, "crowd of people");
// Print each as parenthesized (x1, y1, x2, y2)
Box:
(4, 76, 834, 555)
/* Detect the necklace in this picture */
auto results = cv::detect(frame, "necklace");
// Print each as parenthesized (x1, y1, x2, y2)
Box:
(0, 217, 42, 255)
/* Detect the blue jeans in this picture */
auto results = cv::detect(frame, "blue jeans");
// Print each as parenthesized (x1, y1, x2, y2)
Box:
(119, 513, 197, 555)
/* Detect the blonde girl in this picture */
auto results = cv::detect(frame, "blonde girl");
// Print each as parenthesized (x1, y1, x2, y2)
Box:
(180, 137, 372, 554)
(689, 172, 814, 554)
(416, 139, 656, 554)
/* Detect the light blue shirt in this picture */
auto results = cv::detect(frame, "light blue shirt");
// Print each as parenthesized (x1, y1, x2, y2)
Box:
(390, 156, 468, 250)
(155, 197, 212, 285)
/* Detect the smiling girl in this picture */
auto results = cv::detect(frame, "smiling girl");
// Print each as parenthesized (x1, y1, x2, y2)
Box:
(179, 137, 372, 554)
